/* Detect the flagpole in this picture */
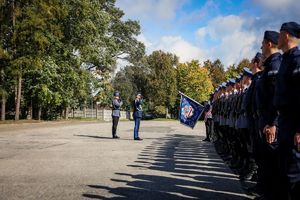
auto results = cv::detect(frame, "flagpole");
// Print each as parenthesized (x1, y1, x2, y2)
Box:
(178, 91, 203, 106)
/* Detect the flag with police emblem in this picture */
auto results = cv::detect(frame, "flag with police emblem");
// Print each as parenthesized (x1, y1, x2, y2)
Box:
(179, 92, 204, 129)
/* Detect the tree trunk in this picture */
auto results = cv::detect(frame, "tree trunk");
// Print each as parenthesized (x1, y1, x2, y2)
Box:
(15, 75, 22, 120)
(1, 95, 6, 121)
(83, 101, 86, 118)
(1, 66, 6, 121)
(27, 99, 32, 120)
(38, 106, 42, 121)
(64, 107, 69, 119)
(95, 106, 98, 119)
(166, 107, 169, 119)
(12, 0, 21, 121)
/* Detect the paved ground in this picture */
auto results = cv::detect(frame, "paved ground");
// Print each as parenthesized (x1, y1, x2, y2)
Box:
(0, 120, 253, 200)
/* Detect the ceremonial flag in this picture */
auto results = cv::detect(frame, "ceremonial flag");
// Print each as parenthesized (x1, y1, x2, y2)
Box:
(179, 92, 204, 129)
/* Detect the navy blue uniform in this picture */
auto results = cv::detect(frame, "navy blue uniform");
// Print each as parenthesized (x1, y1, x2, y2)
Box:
(256, 52, 281, 129)
(133, 98, 143, 139)
(243, 72, 262, 152)
(255, 52, 281, 199)
(274, 47, 300, 199)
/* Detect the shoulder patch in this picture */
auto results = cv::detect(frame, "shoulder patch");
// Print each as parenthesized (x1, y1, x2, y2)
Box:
(267, 70, 278, 76)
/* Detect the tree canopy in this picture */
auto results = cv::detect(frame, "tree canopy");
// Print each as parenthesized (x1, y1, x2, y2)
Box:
(0, 0, 253, 121)
(0, 0, 144, 120)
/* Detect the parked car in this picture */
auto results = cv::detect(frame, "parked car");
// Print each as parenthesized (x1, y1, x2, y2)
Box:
(142, 113, 155, 120)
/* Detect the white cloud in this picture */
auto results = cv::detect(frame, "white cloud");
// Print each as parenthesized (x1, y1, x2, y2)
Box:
(149, 36, 206, 63)
(179, 0, 218, 24)
(196, 15, 257, 67)
(254, 0, 299, 11)
(116, 0, 188, 21)
(196, 27, 207, 40)
(117, 0, 300, 69)
(251, 0, 300, 31)
(215, 31, 256, 67)
(136, 34, 153, 48)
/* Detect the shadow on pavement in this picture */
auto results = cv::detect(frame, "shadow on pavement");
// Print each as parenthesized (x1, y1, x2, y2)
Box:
(74, 135, 132, 141)
(82, 134, 252, 200)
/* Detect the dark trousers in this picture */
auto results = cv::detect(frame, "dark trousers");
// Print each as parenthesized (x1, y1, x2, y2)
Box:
(205, 118, 213, 140)
(134, 117, 141, 139)
(112, 116, 119, 137)
(278, 114, 298, 200)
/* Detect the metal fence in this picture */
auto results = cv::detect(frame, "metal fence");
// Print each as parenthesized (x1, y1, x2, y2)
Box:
(68, 108, 130, 121)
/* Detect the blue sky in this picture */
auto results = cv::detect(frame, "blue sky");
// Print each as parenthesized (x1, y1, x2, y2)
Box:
(116, 0, 300, 68)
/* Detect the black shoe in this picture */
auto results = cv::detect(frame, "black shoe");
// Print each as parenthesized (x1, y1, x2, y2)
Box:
(113, 135, 120, 139)
(247, 184, 264, 197)
(134, 137, 143, 140)
(240, 170, 256, 181)
(203, 138, 211, 142)
(254, 194, 267, 200)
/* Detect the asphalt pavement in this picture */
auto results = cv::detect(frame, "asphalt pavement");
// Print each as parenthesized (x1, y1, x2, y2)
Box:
(0, 120, 253, 200)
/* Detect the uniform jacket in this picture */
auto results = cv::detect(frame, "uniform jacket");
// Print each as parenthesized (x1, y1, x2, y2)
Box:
(256, 52, 281, 126)
(274, 47, 300, 132)
(133, 99, 143, 118)
(112, 99, 122, 117)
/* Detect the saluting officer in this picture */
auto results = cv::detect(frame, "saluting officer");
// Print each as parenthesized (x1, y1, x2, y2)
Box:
(133, 92, 144, 140)
(274, 22, 300, 200)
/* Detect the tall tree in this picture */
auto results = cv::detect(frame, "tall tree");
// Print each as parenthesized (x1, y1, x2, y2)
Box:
(1, 0, 145, 120)
(225, 58, 251, 79)
(237, 58, 250, 72)
(112, 59, 150, 110)
(203, 59, 226, 88)
(177, 60, 213, 103)
(147, 50, 178, 117)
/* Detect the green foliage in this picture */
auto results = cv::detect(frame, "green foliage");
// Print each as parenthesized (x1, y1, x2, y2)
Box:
(225, 59, 250, 79)
(112, 62, 150, 110)
(225, 64, 239, 79)
(154, 105, 166, 115)
(147, 51, 178, 111)
(177, 60, 213, 103)
(203, 59, 226, 88)
(0, 0, 144, 120)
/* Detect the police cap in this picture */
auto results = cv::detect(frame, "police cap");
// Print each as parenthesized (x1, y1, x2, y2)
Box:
(243, 67, 253, 77)
(114, 91, 120, 97)
(221, 82, 226, 88)
(229, 78, 236, 85)
(264, 30, 279, 45)
(235, 75, 241, 82)
(280, 22, 300, 38)
(136, 92, 142, 97)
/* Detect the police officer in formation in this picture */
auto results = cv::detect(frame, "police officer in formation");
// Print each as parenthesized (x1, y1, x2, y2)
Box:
(210, 22, 300, 200)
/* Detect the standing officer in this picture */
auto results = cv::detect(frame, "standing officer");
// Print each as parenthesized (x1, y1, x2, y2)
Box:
(133, 92, 144, 140)
(273, 22, 300, 200)
(243, 54, 264, 196)
(204, 100, 213, 142)
(256, 30, 281, 200)
(112, 91, 123, 139)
